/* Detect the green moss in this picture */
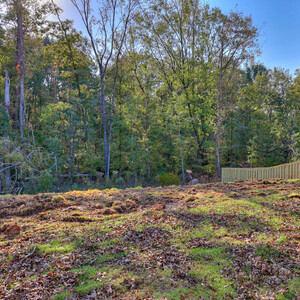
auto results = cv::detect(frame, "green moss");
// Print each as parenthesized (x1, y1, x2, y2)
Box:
(278, 235, 288, 244)
(5, 254, 14, 262)
(70, 264, 126, 296)
(257, 233, 273, 243)
(71, 265, 99, 277)
(95, 252, 125, 264)
(284, 277, 300, 299)
(26, 275, 38, 281)
(37, 239, 75, 254)
(158, 285, 208, 299)
(267, 189, 278, 195)
(75, 281, 103, 295)
(255, 244, 281, 259)
(98, 238, 122, 247)
(52, 195, 66, 204)
(186, 248, 236, 298)
(51, 291, 71, 300)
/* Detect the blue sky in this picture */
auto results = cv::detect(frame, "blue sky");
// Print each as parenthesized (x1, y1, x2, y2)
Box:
(208, 0, 300, 74)
(54, 0, 300, 74)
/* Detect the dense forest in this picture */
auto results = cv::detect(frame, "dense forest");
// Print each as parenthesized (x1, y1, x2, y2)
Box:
(0, 0, 299, 193)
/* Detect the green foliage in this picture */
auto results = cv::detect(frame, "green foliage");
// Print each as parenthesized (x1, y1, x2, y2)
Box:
(156, 173, 180, 186)
(52, 291, 72, 300)
(0, 0, 298, 193)
(0, 107, 11, 136)
(28, 170, 56, 194)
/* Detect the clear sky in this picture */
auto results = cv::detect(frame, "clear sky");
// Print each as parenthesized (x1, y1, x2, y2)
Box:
(54, 0, 300, 74)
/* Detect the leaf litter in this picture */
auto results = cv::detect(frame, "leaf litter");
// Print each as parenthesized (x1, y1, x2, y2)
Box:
(0, 179, 299, 299)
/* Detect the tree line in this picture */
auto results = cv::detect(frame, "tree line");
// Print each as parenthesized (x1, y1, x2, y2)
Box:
(0, 0, 299, 193)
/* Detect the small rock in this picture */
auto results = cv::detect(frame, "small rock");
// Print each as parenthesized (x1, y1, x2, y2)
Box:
(279, 267, 291, 277)
(189, 179, 199, 185)
(4, 223, 21, 237)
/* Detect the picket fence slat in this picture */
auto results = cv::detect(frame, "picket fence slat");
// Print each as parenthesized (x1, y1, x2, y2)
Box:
(221, 161, 300, 183)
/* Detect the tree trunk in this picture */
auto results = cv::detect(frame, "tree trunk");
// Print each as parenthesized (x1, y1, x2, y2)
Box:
(17, 1, 25, 139)
(101, 77, 109, 184)
(131, 125, 135, 187)
(5, 70, 10, 116)
(118, 131, 122, 185)
(216, 44, 224, 177)
(178, 128, 185, 183)
(69, 111, 75, 185)
(145, 98, 150, 180)
(4, 70, 11, 191)
(230, 113, 233, 168)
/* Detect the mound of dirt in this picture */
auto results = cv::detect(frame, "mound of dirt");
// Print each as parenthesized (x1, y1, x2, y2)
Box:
(1, 223, 21, 237)
(0, 194, 72, 218)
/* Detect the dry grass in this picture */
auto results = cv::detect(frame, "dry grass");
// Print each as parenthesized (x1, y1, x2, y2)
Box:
(0, 179, 299, 299)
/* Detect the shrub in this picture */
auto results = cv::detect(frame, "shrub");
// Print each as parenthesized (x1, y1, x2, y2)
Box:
(156, 173, 180, 187)
(51, 195, 66, 204)
(31, 171, 55, 193)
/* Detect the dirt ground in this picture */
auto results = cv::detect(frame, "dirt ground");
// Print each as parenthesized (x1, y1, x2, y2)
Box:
(0, 179, 299, 299)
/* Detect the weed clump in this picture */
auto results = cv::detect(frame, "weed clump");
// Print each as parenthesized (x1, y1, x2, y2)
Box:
(99, 208, 116, 215)
(113, 205, 125, 213)
(62, 214, 94, 222)
(156, 173, 180, 187)
(94, 203, 105, 209)
(288, 193, 300, 199)
(51, 195, 66, 204)
(19, 203, 43, 216)
(125, 199, 138, 209)
(113, 200, 123, 206)
(185, 196, 195, 203)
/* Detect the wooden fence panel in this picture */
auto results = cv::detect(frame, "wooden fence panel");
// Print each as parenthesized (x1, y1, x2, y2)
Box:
(221, 161, 300, 183)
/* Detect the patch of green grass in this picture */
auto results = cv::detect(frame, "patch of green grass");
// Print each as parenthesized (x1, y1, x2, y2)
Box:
(279, 179, 300, 185)
(189, 247, 230, 264)
(98, 238, 122, 247)
(150, 269, 173, 293)
(220, 236, 248, 245)
(187, 247, 236, 298)
(171, 225, 215, 246)
(96, 251, 125, 264)
(269, 194, 285, 200)
(71, 264, 126, 296)
(75, 281, 103, 295)
(269, 216, 285, 228)
(277, 235, 288, 244)
(279, 277, 300, 299)
(267, 189, 279, 195)
(51, 291, 71, 300)
(255, 244, 281, 259)
(4, 254, 14, 262)
(214, 227, 230, 237)
(71, 265, 99, 277)
(37, 239, 75, 254)
(158, 284, 209, 299)
(276, 284, 299, 300)
(159, 261, 236, 300)
(257, 233, 273, 243)
(26, 275, 38, 281)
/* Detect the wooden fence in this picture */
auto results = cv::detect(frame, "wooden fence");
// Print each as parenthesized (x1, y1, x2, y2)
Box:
(222, 161, 300, 183)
